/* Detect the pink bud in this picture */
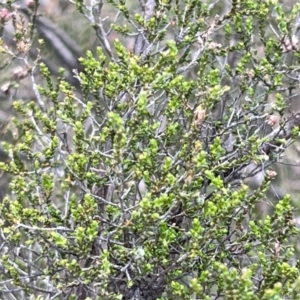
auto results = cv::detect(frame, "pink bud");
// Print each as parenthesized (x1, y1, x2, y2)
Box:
(266, 115, 279, 127)
(0, 8, 12, 22)
(26, 0, 36, 8)
(13, 66, 28, 81)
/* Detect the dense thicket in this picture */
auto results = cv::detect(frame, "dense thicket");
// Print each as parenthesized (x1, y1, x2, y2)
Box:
(0, 0, 300, 299)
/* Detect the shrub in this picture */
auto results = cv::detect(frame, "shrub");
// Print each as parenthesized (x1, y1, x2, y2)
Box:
(0, 0, 300, 299)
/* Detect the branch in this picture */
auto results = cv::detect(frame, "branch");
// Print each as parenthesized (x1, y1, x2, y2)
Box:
(133, 0, 156, 56)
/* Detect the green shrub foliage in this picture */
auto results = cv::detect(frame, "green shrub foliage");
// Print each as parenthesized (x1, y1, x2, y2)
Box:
(1, 0, 300, 299)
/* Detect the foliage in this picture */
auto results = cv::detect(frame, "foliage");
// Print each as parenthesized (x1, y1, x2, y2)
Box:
(0, 0, 300, 299)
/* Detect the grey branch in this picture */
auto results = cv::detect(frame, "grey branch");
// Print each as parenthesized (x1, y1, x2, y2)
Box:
(133, 0, 156, 56)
